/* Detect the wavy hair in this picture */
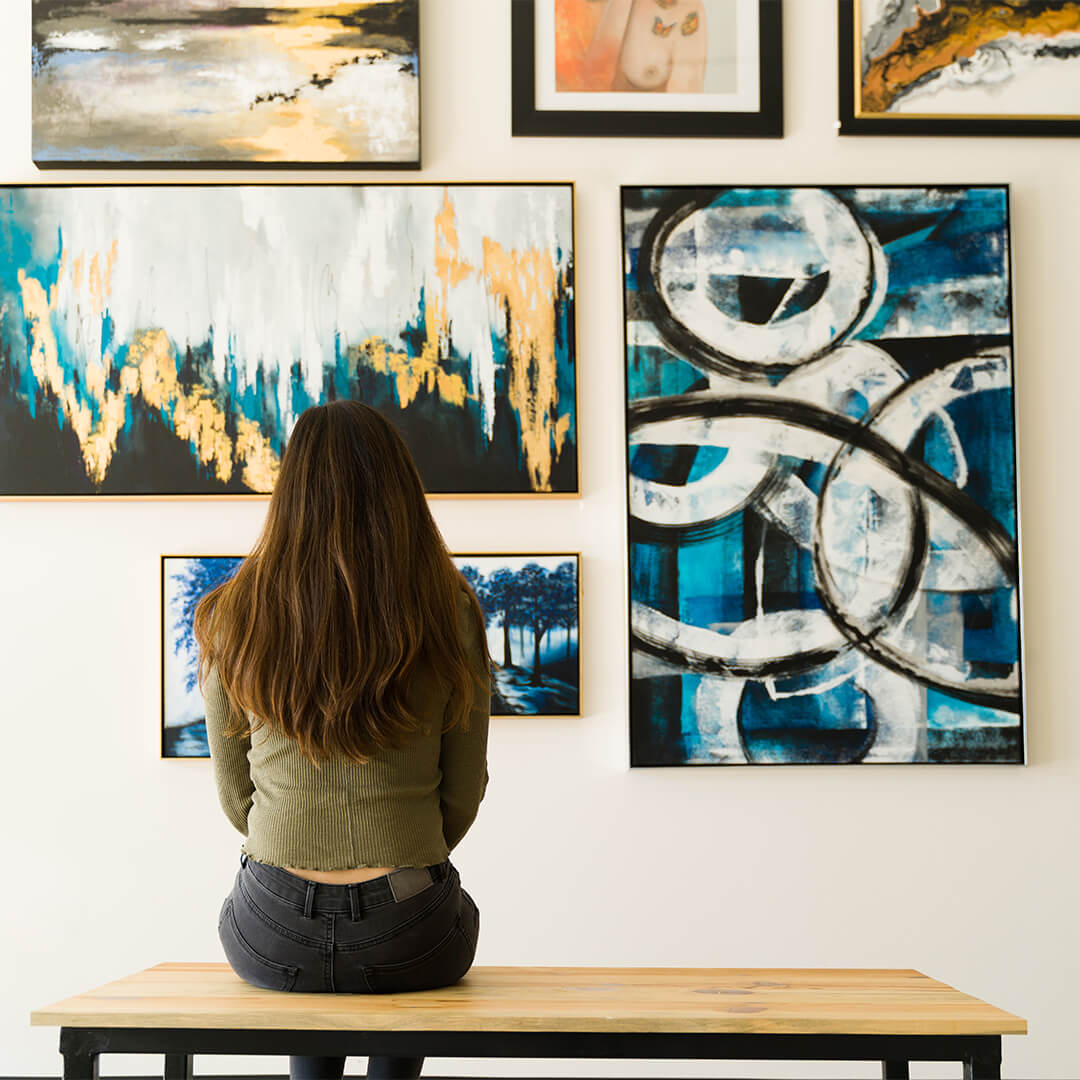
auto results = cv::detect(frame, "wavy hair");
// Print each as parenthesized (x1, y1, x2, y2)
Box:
(194, 401, 487, 763)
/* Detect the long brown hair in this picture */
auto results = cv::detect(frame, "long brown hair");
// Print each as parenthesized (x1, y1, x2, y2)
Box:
(194, 400, 487, 763)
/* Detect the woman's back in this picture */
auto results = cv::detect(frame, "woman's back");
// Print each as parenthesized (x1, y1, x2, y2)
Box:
(196, 401, 491, 1079)
(205, 587, 489, 874)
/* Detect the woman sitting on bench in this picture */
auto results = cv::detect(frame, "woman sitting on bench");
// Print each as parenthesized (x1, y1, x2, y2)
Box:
(194, 400, 491, 1080)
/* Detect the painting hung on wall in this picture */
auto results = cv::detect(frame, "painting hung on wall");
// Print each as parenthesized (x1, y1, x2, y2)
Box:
(839, 0, 1080, 135)
(32, 0, 421, 166)
(457, 554, 581, 716)
(0, 184, 577, 497)
(511, 0, 782, 136)
(162, 551, 580, 756)
(161, 555, 244, 757)
(623, 185, 1024, 766)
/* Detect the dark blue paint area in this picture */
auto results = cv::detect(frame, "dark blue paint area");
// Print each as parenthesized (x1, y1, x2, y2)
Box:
(926, 588, 1018, 673)
(738, 679, 876, 763)
(919, 386, 1016, 536)
(946, 388, 1017, 536)
(856, 189, 1009, 341)
(633, 444, 692, 483)
(962, 589, 1018, 671)
(163, 720, 208, 759)
(631, 537, 683, 619)
(677, 513, 747, 627)
(627, 344, 707, 401)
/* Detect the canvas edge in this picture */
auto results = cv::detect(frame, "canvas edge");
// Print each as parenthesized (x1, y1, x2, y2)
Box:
(30, 0, 423, 168)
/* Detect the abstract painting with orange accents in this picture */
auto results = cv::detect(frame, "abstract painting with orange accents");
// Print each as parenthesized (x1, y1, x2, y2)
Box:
(32, 1, 420, 166)
(850, 0, 1080, 122)
(0, 185, 577, 495)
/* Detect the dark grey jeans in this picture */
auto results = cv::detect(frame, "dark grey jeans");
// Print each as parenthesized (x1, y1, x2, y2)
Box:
(218, 855, 479, 1079)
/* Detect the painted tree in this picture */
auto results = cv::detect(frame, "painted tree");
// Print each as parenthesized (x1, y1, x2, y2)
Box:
(552, 560, 578, 660)
(516, 563, 562, 686)
(459, 563, 486, 613)
(171, 557, 244, 691)
(483, 566, 523, 668)
(459, 564, 497, 654)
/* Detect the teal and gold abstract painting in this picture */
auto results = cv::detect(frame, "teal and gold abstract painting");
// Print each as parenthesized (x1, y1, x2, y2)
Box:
(0, 185, 577, 495)
(623, 185, 1023, 765)
(33, 1, 421, 166)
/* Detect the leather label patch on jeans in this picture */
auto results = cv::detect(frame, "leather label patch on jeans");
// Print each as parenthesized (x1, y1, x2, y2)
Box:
(388, 867, 434, 902)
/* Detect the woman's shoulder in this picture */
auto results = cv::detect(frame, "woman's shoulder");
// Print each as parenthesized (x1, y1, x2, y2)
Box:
(454, 582, 487, 656)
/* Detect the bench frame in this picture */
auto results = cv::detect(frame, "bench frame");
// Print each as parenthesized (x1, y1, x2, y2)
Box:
(58, 1025, 1003, 1079)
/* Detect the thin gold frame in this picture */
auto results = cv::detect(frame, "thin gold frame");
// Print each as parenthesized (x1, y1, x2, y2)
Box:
(453, 551, 583, 720)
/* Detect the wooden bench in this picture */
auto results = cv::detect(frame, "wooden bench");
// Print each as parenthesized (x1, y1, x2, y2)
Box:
(31, 962, 1025, 1079)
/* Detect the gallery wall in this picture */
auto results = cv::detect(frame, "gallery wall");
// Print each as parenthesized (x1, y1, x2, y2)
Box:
(3, 1, 1079, 1077)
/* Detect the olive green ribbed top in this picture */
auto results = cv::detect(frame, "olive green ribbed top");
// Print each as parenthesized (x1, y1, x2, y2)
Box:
(204, 590, 490, 871)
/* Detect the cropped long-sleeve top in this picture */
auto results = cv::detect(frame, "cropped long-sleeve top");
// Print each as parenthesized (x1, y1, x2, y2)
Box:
(204, 589, 490, 871)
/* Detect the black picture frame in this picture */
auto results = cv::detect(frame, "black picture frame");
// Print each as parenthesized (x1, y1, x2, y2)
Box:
(511, 0, 783, 138)
(621, 184, 1025, 767)
(839, 0, 1080, 136)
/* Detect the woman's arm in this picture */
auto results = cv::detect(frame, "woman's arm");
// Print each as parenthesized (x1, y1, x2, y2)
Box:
(438, 594, 491, 851)
(204, 664, 255, 836)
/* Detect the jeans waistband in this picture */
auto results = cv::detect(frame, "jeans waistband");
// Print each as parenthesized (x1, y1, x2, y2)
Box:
(241, 854, 451, 916)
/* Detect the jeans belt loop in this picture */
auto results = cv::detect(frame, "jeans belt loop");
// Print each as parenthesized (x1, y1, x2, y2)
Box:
(348, 883, 362, 922)
(302, 881, 316, 919)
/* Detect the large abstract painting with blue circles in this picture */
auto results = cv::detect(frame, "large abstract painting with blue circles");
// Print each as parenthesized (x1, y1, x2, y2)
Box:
(623, 185, 1023, 766)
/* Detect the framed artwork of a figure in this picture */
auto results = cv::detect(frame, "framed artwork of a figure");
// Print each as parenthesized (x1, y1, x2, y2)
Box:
(512, 0, 782, 136)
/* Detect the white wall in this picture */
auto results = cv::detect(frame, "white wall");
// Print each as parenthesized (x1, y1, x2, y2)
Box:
(3, 1, 1079, 1077)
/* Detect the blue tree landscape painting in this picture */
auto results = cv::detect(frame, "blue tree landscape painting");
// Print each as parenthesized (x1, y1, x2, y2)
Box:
(161, 555, 243, 757)
(623, 185, 1023, 766)
(162, 551, 581, 757)
(457, 554, 580, 716)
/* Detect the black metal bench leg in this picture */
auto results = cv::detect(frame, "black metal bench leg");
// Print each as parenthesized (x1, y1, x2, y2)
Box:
(882, 1061, 910, 1079)
(165, 1052, 194, 1080)
(964, 1059, 1002, 1079)
(62, 1052, 99, 1080)
(964, 1037, 1002, 1080)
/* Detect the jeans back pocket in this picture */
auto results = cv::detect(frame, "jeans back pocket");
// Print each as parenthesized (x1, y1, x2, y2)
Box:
(219, 899, 299, 993)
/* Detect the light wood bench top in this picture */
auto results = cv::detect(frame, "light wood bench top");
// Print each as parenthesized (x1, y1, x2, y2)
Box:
(31, 963, 1026, 1037)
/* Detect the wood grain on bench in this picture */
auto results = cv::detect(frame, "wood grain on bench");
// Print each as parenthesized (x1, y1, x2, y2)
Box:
(30, 963, 1026, 1037)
